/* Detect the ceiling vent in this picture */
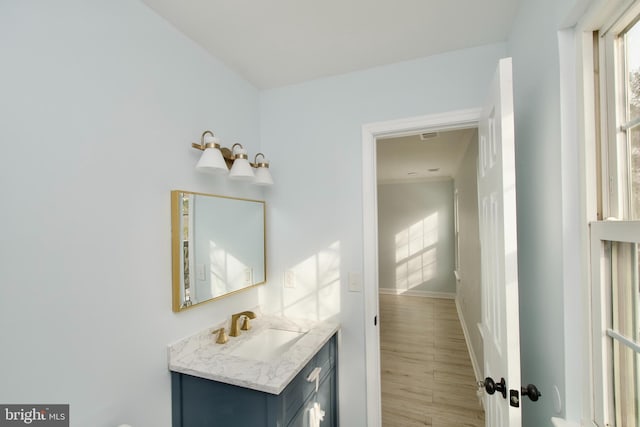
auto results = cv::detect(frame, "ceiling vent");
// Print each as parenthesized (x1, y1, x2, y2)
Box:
(419, 132, 438, 141)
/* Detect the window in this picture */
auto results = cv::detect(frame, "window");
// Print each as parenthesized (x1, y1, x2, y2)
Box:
(591, 5, 640, 426)
(624, 20, 640, 218)
(601, 14, 640, 220)
(590, 223, 640, 426)
(608, 241, 640, 425)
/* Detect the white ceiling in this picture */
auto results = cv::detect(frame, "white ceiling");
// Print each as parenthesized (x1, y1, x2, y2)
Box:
(377, 128, 476, 183)
(140, 0, 519, 89)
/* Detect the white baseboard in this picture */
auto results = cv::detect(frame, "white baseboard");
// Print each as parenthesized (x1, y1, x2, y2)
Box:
(550, 418, 581, 427)
(378, 288, 455, 299)
(455, 297, 482, 381)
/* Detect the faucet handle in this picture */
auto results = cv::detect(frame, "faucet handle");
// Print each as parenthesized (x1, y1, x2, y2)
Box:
(241, 316, 251, 331)
(212, 327, 228, 344)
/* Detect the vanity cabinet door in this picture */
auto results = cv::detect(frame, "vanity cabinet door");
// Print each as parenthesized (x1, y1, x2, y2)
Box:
(172, 373, 279, 427)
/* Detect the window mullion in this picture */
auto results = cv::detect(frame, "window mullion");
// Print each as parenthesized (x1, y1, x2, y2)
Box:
(607, 329, 640, 353)
(620, 116, 640, 131)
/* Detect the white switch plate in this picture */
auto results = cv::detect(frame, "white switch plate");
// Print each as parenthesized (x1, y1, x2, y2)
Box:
(284, 270, 296, 288)
(348, 272, 362, 292)
(197, 264, 206, 281)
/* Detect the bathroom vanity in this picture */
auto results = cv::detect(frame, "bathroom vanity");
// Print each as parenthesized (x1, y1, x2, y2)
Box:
(169, 315, 339, 427)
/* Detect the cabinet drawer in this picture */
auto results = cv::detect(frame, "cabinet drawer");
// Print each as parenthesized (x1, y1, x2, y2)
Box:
(281, 336, 336, 423)
(282, 360, 317, 420)
(314, 336, 335, 371)
(286, 372, 334, 427)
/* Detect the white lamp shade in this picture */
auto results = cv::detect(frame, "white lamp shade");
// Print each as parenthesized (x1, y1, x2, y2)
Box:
(229, 158, 255, 180)
(196, 147, 228, 174)
(254, 166, 273, 186)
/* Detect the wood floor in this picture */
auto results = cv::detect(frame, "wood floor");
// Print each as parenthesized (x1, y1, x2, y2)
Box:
(380, 294, 484, 427)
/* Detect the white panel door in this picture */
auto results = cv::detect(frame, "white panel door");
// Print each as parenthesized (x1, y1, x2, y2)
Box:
(477, 57, 522, 427)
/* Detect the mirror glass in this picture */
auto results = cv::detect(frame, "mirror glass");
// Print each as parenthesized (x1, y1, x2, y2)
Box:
(171, 190, 266, 311)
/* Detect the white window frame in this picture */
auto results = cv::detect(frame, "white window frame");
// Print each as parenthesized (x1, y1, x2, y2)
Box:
(578, 1, 640, 425)
(590, 221, 640, 426)
(600, 7, 637, 221)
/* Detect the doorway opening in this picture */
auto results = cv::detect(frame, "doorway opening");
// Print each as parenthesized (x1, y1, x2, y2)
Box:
(376, 128, 484, 425)
(361, 108, 483, 426)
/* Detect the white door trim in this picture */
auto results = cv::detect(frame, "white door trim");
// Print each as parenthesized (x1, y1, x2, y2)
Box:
(361, 107, 483, 426)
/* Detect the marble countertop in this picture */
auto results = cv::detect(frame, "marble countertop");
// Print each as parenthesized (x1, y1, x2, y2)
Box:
(168, 313, 340, 395)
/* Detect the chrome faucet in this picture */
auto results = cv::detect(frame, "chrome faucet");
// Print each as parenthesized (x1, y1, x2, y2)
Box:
(229, 310, 256, 337)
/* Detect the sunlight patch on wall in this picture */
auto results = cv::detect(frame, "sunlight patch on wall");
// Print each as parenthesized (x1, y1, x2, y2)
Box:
(282, 241, 341, 321)
(395, 213, 439, 290)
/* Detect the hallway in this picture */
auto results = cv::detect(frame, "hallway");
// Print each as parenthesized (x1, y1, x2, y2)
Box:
(380, 294, 484, 427)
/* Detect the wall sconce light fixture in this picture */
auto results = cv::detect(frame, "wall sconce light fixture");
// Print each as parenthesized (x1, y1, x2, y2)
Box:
(191, 130, 273, 186)
(192, 131, 228, 175)
(252, 153, 273, 186)
(228, 143, 254, 181)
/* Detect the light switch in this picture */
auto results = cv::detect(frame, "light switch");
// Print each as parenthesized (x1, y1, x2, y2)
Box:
(197, 264, 206, 281)
(348, 272, 362, 292)
(284, 270, 296, 288)
(244, 268, 253, 285)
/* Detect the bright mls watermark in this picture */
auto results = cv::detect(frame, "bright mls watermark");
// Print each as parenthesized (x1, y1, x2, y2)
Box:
(0, 405, 68, 426)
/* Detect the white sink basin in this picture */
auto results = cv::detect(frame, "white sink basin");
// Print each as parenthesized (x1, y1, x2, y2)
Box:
(230, 328, 306, 362)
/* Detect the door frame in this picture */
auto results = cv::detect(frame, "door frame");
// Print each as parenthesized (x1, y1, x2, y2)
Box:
(361, 107, 483, 426)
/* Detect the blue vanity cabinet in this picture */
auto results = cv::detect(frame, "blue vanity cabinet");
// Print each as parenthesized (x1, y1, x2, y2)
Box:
(171, 334, 337, 427)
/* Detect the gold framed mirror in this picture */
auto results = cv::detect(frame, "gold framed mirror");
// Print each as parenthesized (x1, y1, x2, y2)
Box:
(171, 190, 266, 312)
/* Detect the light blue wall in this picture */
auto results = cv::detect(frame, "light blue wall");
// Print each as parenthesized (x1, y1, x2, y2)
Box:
(0, 1, 263, 426)
(259, 42, 507, 426)
(377, 180, 456, 295)
(507, 0, 580, 425)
